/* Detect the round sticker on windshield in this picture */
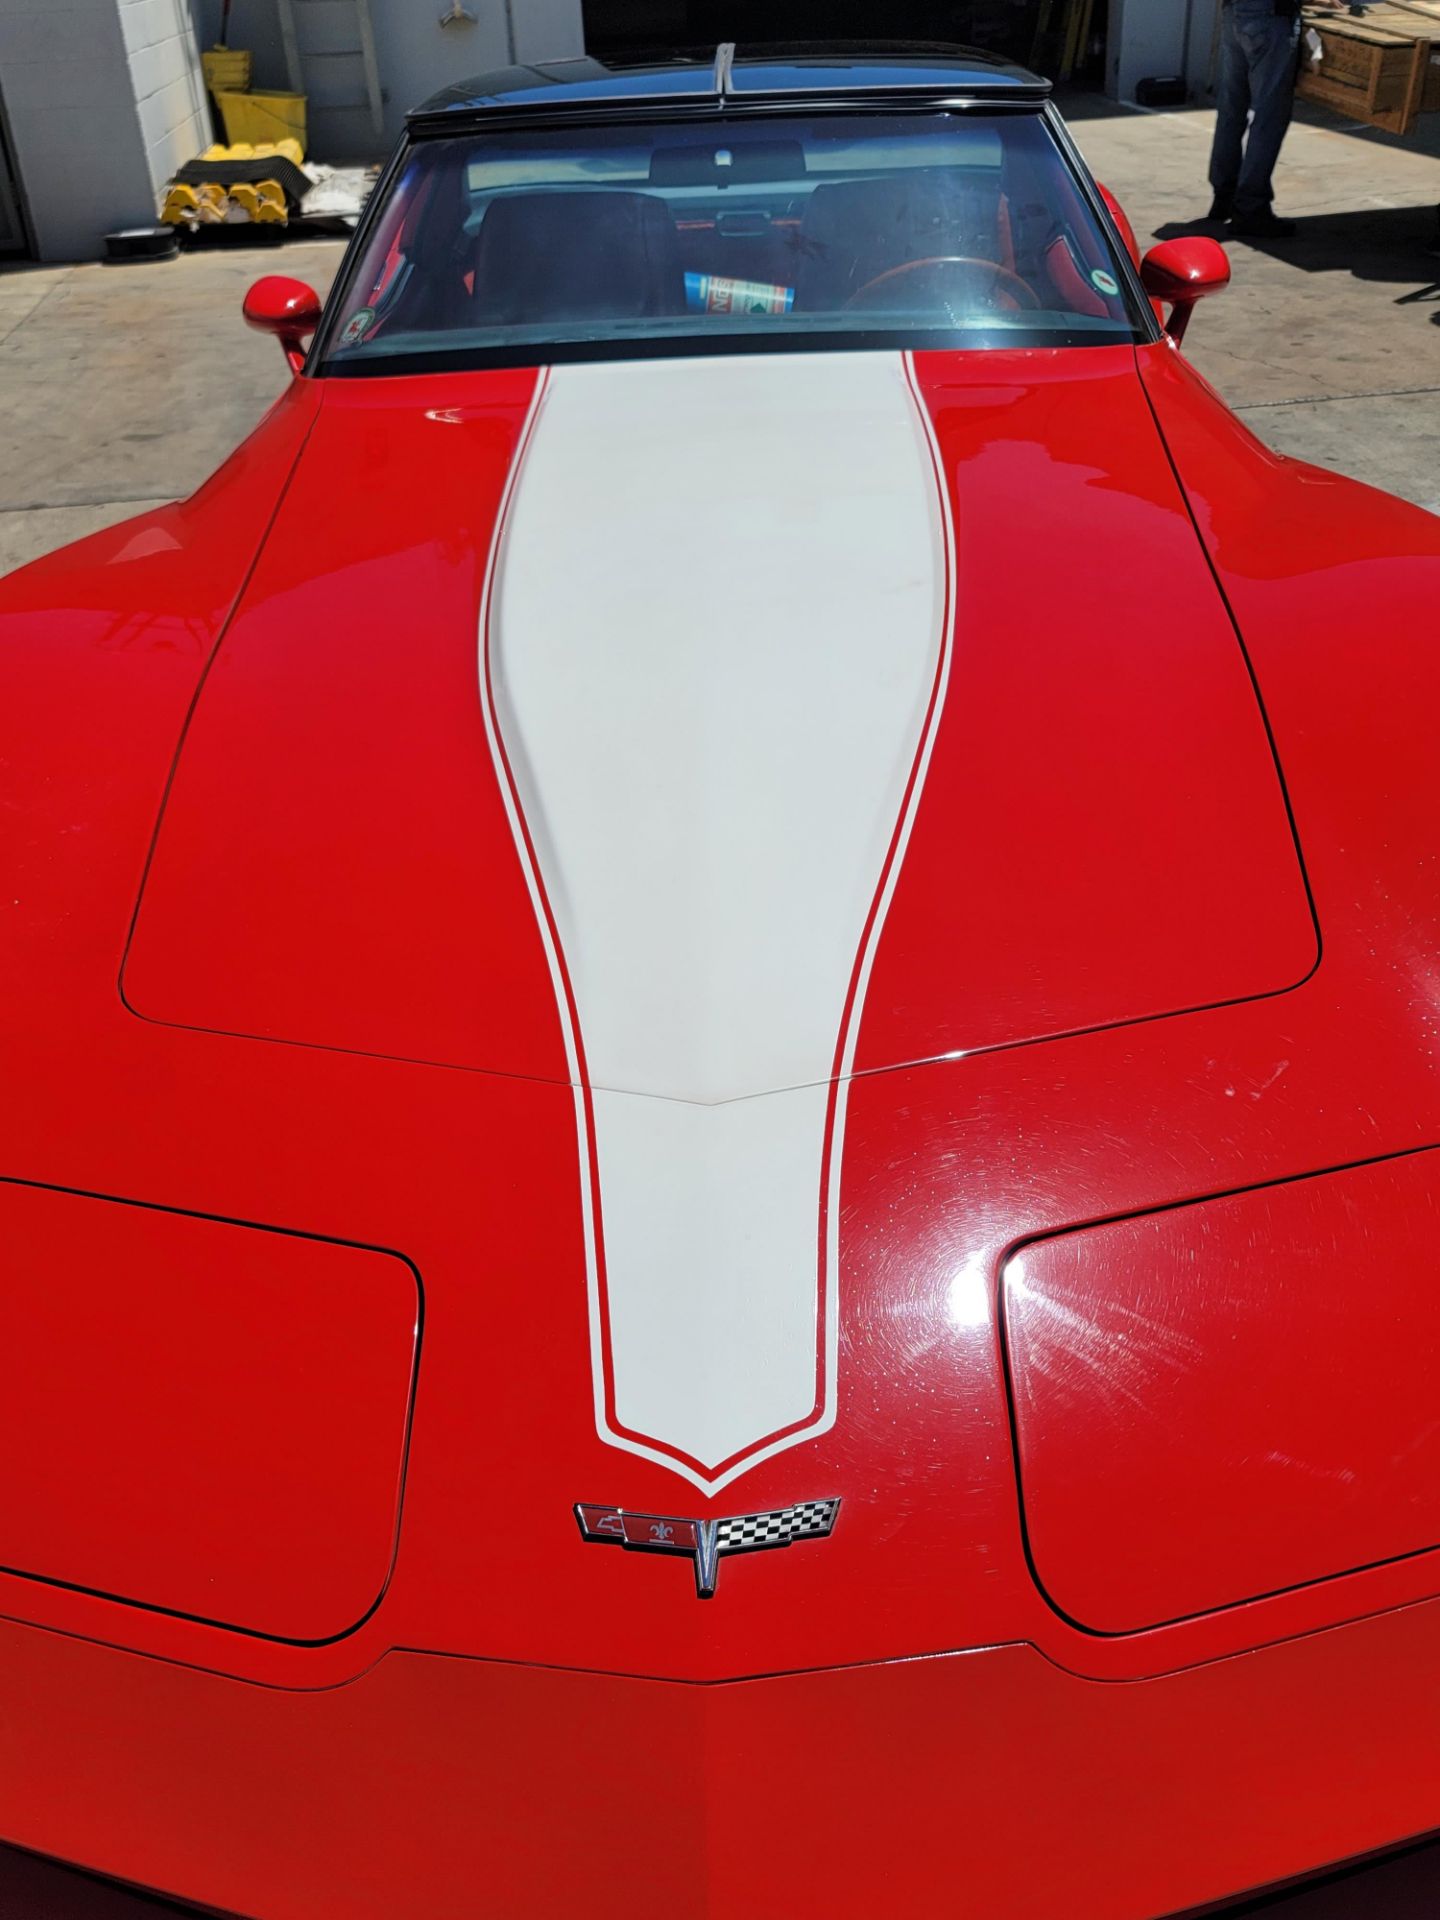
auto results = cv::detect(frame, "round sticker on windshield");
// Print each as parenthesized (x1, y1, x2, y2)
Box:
(340, 307, 376, 346)
(1090, 269, 1119, 297)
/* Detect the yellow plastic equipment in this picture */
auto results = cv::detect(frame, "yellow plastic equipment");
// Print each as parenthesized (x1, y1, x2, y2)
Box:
(160, 183, 201, 226)
(221, 181, 286, 224)
(254, 181, 288, 223)
(201, 46, 252, 94)
(215, 90, 307, 158)
(198, 138, 304, 168)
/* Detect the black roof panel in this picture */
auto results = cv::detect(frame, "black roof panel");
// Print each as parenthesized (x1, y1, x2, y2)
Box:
(728, 44, 1043, 95)
(412, 56, 718, 119)
(410, 42, 1048, 125)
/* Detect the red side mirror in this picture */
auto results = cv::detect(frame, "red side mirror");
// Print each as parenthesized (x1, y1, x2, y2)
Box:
(1140, 238, 1231, 345)
(243, 275, 323, 375)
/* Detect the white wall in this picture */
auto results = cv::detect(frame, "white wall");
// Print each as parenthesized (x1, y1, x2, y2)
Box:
(1108, 0, 1222, 102)
(189, 0, 584, 157)
(512, 0, 583, 62)
(120, 0, 210, 196)
(0, 0, 194, 259)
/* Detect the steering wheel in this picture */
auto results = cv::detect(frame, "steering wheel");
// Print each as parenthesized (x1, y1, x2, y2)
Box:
(844, 255, 1041, 314)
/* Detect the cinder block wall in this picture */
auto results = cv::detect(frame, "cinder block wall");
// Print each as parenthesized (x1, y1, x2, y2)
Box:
(189, 0, 584, 156)
(0, 0, 206, 259)
(121, 0, 210, 197)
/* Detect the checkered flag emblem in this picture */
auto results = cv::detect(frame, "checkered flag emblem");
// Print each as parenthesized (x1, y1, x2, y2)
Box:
(717, 1501, 839, 1551)
(576, 1497, 840, 1597)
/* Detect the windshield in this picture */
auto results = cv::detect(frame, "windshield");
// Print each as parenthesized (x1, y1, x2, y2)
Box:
(316, 110, 1144, 374)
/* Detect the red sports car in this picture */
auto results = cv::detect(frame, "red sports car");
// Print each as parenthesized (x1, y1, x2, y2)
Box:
(4, 40, 1440, 1920)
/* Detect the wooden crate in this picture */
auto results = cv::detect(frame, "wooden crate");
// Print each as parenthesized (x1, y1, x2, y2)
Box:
(1408, 0, 1440, 108)
(1298, 3, 1440, 135)
(1383, 1, 1440, 110)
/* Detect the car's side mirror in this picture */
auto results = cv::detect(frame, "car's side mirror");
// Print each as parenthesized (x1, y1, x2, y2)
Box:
(1140, 238, 1231, 346)
(243, 276, 323, 375)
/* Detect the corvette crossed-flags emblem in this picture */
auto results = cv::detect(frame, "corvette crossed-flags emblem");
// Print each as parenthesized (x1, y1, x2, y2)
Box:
(575, 1499, 841, 1597)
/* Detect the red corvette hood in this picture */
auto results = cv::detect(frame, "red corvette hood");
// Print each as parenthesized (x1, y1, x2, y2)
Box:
(128, 347, 1313, 1092)
(124, 346, 1315, 1556)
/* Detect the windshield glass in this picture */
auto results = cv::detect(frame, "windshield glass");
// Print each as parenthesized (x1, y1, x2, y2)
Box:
(317, 110, 1143, 373)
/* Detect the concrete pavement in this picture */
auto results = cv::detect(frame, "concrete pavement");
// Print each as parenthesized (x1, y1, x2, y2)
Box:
(1070, 95, 1440, 510)
(0, 238, 344, 576)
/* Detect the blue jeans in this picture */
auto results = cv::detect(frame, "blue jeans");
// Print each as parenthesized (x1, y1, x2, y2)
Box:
(1209, 0, 1302, 213)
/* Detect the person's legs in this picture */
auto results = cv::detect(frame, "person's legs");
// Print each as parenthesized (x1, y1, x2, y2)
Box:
(1233, 5, 1301, 216)
(1207, 5, 1250, 215)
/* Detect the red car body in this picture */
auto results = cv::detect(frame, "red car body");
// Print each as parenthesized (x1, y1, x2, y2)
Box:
(3, 44, 1440, 1920)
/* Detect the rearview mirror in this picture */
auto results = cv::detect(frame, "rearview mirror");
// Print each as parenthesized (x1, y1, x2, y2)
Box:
(1140, 239, 1230, 346)
(243, 275, 323, 375)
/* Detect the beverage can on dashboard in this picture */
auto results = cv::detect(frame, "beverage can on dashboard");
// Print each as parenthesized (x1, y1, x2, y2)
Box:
(684, 271, 795, 315)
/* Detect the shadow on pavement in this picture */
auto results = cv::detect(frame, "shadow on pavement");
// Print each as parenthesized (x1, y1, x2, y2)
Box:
(1292, 96, 1440, 166)
(1055, 89, 1440, 164)
(6, 1829, 1440, 1918)
(1154, 204, 1440, 304)
(1188, 1834, 1440, 1918)
(0, 1845, 238, 1918)
(1152, 213, 1233, 241)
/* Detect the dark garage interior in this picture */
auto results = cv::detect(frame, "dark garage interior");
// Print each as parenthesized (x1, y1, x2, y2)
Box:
(581, 0, 1110, 87)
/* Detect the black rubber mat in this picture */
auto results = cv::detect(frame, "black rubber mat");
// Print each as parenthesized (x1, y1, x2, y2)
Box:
(169, 156, 311, 209)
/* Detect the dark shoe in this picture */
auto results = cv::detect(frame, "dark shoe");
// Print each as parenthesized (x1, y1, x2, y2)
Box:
(1230, 208, 1298, 238)
(1207, 194, 1233, 222)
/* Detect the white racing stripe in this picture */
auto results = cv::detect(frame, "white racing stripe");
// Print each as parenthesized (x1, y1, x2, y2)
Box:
(487, 352, 949, 1490)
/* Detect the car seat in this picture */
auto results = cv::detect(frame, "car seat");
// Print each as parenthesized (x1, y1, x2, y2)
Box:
(792, 171, 1010, 311)
(469, 189, 681, 327)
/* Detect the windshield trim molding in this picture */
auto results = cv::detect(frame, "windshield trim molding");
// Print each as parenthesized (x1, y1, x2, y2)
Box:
(405, 88, 1051, 140)
(317, 326, 1144, 382)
